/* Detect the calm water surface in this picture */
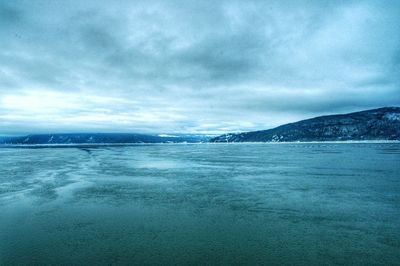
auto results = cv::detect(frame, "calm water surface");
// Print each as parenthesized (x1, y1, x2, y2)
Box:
(0, 143, 399, 265)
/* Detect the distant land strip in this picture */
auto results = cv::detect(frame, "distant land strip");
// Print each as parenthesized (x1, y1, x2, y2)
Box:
(1, 107, 399, 145)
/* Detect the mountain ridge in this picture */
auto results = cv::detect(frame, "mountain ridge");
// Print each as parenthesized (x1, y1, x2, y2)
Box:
(211, 107, 400, 142)
(1, 107, 399, 144)
(0, 133, 211, 145)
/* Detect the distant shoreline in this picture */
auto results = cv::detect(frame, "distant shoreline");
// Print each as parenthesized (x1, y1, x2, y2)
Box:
(0, 140, 399, 148)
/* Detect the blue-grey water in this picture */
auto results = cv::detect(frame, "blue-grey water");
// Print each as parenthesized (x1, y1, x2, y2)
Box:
(0, 143, 399, 265)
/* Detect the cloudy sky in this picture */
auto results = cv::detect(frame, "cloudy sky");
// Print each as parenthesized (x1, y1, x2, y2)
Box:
(1, 0, 399, 135)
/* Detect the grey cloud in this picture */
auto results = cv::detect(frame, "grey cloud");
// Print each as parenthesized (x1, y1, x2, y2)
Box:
(0, 3, 22, 25)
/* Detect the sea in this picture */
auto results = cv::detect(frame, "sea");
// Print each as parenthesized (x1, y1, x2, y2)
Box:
(0, 143, 399, 265)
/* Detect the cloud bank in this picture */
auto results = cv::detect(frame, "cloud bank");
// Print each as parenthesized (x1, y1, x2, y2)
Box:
(1, 0, 399, 134)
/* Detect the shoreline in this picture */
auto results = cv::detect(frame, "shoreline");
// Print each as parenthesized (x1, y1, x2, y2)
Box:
(0, 140, 399, 148)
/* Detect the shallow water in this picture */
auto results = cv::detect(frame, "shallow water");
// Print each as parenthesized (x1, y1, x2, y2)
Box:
(0, 143, 399, 265)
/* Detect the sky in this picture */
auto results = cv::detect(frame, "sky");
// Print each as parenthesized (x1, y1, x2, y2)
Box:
(0, 0, 399, 135)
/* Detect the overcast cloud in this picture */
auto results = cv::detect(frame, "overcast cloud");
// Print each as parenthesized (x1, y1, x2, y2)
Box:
(1, 0, 399, 134)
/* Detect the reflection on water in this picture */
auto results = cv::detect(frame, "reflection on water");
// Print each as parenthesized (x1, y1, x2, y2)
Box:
(1, 143, 400, 265)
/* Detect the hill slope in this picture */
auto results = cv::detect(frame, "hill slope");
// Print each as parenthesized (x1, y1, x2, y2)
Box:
(0, 133, 210, 145)
(211, 107, 400, 142)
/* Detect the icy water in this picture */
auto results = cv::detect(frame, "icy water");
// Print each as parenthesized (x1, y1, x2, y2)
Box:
(0, 143, 399, 265)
